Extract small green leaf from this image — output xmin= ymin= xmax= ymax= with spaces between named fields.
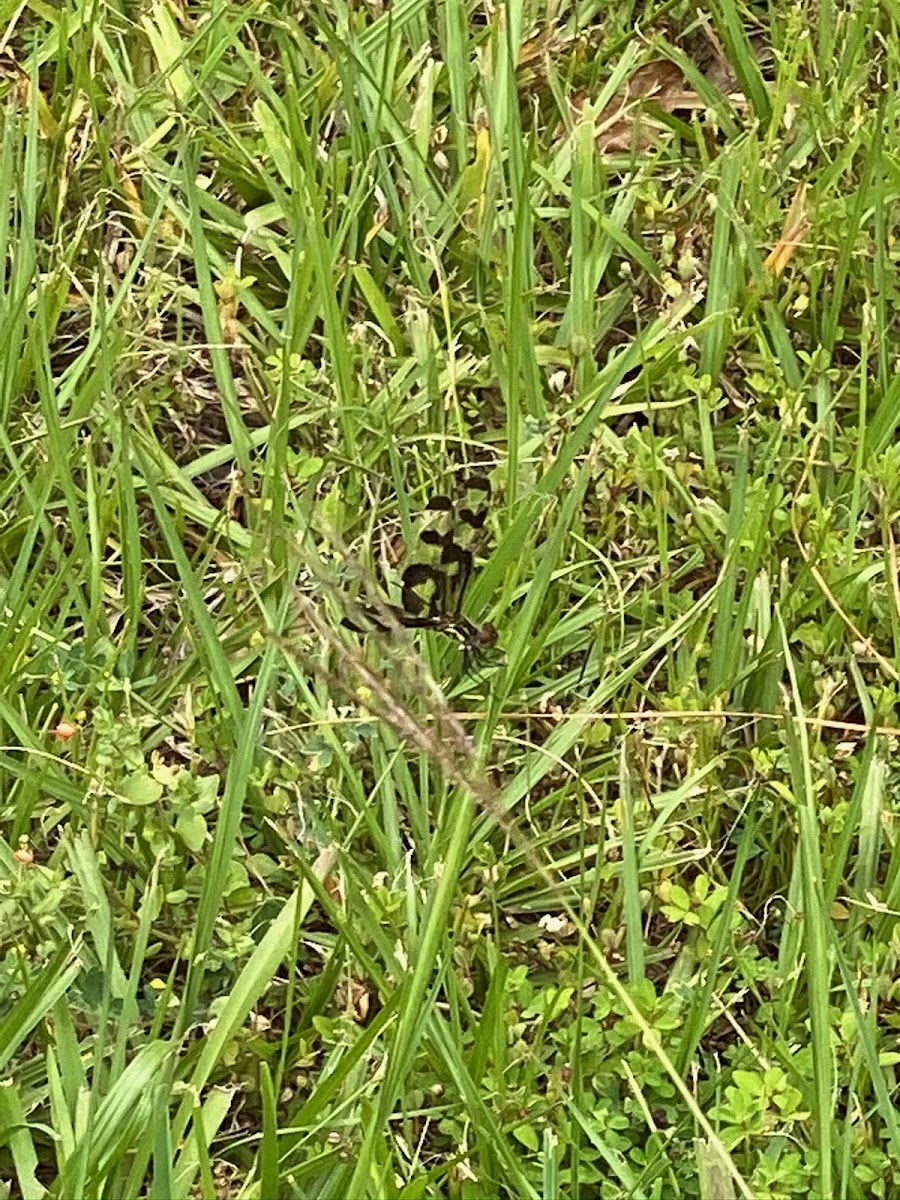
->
xmin=195 ymin=774 xmax=221 ymax=808
xmin=119 ymin=771 xmax=164 ymax=806
xmin=175 ymin=811 xmax=208 ymax=852
xmin=512 ymin=1122 xmax=539 ymax=1152
xmin=224 ymin=860 xmax=249 ymax=896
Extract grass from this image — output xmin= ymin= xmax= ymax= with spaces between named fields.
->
xmin=2 ymin=0 xmax=900 ymax=1196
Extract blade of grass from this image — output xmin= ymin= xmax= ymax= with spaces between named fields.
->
xmin=778 ymin=610 xmax=834 ymax=1197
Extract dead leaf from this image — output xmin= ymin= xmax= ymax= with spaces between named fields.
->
xmin=565 ymin=60 xmax=706 ymax=154
xmin=312 ymin=844 xmax=342 ymax=905
xmin=764 ymin=182 xmax=810 ymax=276
xmin=336 ymin=977 xmax=372 ymax=1023
xmin=624 ymin=59 xmax=702 ymax=106
xmin=363 ymin=203 xmax=390 ymax=249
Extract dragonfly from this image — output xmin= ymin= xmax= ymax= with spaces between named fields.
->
xmin=346 ymin=472 xmax=498 ymax=658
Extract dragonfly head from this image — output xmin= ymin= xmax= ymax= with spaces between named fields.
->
xmin=475 ymin=621 xmax=498 ymax=648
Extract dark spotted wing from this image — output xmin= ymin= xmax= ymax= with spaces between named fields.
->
xmin=401 ymin=473 xmax=491 ymax=622
xmin=347 ymin=471 xmax=496 ymax=654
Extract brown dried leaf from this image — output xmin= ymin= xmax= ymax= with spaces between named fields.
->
xmin=622 ymin=59 xmax=701 ymax=107
xmin=595 ymin=106 xmax=658 ymax=154
xmin=763 ymin=182 xmax=810 ymax=276
xmin=336 ymin=977 xmax=372 ymax=1023
xmin=570 ymin=60 xmax=707 ymax=155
